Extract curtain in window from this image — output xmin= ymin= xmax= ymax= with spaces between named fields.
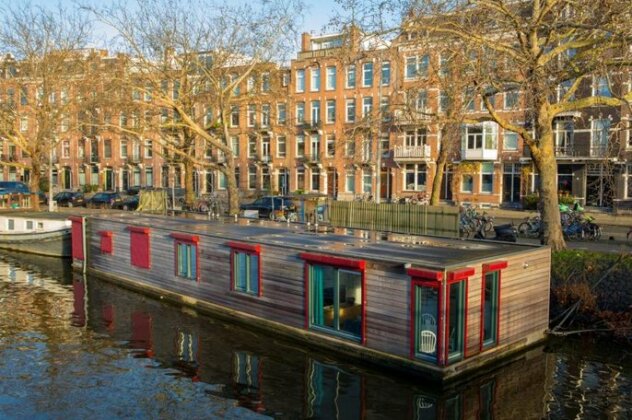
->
xmin=235 ymin=252 xmax=247 ymax=291
xmin=311 ymin=265 xmax=325 ymax=325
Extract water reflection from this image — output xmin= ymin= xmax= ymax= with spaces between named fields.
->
xmin=0 ymin=253 xmax=631 ymax=419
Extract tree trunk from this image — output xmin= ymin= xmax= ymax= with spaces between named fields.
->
xmin=30 ymin=163 xmax=41 ymax=211
xmin=225 ymin=158 xmax=239 ymax=215
xmin=184 ymin=158 xmax=195 ymax=207
xmin=533 ymin=121 xmax=566 ymax=250
xmin=430 ymin=147 xmax=448 ymax=206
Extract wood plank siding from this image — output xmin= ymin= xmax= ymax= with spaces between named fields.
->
xmin=82 ymin=214 xmax=551 ymax=381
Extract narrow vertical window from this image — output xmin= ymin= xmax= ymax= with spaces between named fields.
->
xmin=171 ymin=233 xmax=199 ymax=281
xmin=482 ymin=272 xmax=499 ymax=348
xmin=228 ymin=242 xmax=261 ymax=296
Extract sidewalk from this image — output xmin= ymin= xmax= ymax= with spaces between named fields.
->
xmin=484 ymin=207 xmax=632 ymax=241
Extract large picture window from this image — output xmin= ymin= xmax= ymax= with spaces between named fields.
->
xmin=229 ymin=242 xmax=261 ymax=296
xmin=301 ymin=254 xmax=365 ymax=343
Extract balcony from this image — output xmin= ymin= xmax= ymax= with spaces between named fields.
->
xmin=461 ymin=148 xmax=498 ymax=161
xmin=553 ymin=144 xmax=612 ymax=159
xmin=393 ymin=145 xmax=431 ymax=161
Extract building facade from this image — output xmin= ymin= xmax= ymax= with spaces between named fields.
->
xmin=1 ymin=31 xmax=630 ymax=208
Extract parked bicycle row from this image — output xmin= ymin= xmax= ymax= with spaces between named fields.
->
xmin=517 ymin=205 xmax=601 ymax=241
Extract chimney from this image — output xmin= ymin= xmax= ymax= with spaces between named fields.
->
xmin=301 ymin=32 xmax=312 ymax=52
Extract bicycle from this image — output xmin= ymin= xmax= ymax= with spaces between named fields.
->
xmin=518 ymin=214 xmax=542 ymax=238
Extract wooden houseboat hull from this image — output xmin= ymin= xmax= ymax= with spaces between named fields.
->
xmin=70 ymin=214 xmax=551 ymax=382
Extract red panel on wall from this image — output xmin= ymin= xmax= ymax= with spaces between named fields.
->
xmin=70 ymin=216 xmax=84 ymax=261
xmin=129 ymin=226 xmax=150 ymax=269
xmin=99 ymin=231 xmax=113 ymax=254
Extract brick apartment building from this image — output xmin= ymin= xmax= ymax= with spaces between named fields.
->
xmin=1 ymin=30 xmax=630 ymax=208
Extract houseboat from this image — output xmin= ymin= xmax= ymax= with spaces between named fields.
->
xmin=69 ymin=214 xmax=550 ymax=381
xmin=0 ymin=214 xmax=71 ymax=257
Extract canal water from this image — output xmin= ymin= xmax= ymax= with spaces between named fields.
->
xmin=0 ymin=253 xmax=630 ymax=419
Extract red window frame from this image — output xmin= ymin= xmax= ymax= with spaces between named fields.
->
xmin=480 ymin=261 xmax=508 ymax=352
xmin=300 ymin=252 xmax=367 ymax=345
xmin=408 ymin=267 xmax=444 ymax=364
xmin=445 ymin=267 xmax=474 ymax=362
xmin=171 ymin=233 xmax=200 ymax=282
xmin=98 ymin=230 xmax=113 ymax=254
xmin=227 ymin=241 xmax=262 ymax=297
xmin=69 ymin=216 xmax=84 ymax=260
xmin=128 ymin=226 xmax=151 ymax=269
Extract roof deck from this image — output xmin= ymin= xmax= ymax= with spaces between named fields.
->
xmin=90 ymin=213 xmax=543 ymax=270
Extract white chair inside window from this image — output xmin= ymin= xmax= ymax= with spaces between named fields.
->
xmin=419 ymin=330 xmax=437 ymax=354
xmin=421 ymin=313 xmax=436 ymax=332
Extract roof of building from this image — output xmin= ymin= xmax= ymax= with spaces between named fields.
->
xmin=90 ymin=213 xmax=543 ymax=271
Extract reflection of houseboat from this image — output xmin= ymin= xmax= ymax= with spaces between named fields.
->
xmin=0 ymin=214 xmax=71 ymax=257
xmin=70 ymin=214 xmax=550 ymax=381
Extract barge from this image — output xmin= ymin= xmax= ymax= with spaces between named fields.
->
xmin=0 ymin=214 xmax=71 ymax=257
xmin=70 ymin=214 xmax=551 ymax=382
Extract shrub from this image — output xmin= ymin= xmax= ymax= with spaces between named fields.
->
xmin=558 ymin=193 xmax=576 ymax=206
xmin=522 ymin=193 xmax=539 ymax=210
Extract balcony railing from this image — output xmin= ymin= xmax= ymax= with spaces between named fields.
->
xmin=553 ymin=144 xmax=612 ymax=159
xmin=461 ymin=148 xmax=498 ymax=160
xmin=393 ymin=145 xmax=431 ymax=160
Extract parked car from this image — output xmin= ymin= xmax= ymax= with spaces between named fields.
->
xmin=0 ymin=181 xmax=30 ymax=195
xmin=112 ymin=195 xmax=139 ymax=211
xmin=239 ymin=196 xmax=295 ymax=219
xmin=37 ymin=191 xmax=48 ymax=205
xmin=86 ymin=192 xmax=122 ymax=209
xmin=53 ymin=191 xmax=85 ymax=207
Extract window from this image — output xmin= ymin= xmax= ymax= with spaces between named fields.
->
xmin=60 ymin=115 xmax=69 ymax=132
xmin=129 ymin=226 xmax=150 ymax=269
xmin=247 ymin=76 xmax=255 ymax=92
xmin=172 ymin=234 xmax=199 ymax=281
xmin=481 ymin=162 xmax=494 ymax=193
xmin=311 ymin=167 xmax=320 ymax=191
xmin=463 ymin=123 xmax=498 ymax=150
xmin=594 ymin=76 xmax=611 ymax=97
xmin=326 ymin=100 xmax=336 ymax=123
xmin=345 ymin=99 xmax=356 ymax=123
xmin=311 ymin=100 xmax=320 ymax=124
xmin=362 ymin=97 xmax=373 ymax=118
xmin=141 ymin=140 xmax=151 ymax=158
xmin=310 ymin=134 xmax=320 ymax=161
xmin=302 ymin=254 xmax=365 ymax=342
xmin=296 ymin=102 xmax=305 ymax=124
xmin=296 ymin=135 xmax=305 ymax=157
xmin=20 ymin=117 xmax=28 ymax=132
xmin=504 ymin=91 xmax=519 ymax=109
xmin=406 ymin=129 xmax=426 ymax=147
xmin=296 ymin=69 xmax=305 ymax=92
xmin=261 ymin=104 xmax=270 ymax=127
xmin=104 ymin=139 xmax=112 ymax=159
xmin=326 ymin=66 xmax=336 ymax=90
xmin=345 ymin=140 xmax=355 ymax=158
xmin=503 ymin=132 xmax=518 ymax=151
xmin=462 ymin=175 xmax=473 ymax=193
xmin=362 ymin=62 xmax=373 ymax=87
xmin=326 ymin=134 xmax=335 ymax=157
xmin=277 ymin=103 xmax=287 ymax=125
xmin=439 ymin=91 xmax=449 ymax=112
xmin=277 ymin=136 xmax=286 ymax=157
xmin=481 ymin=262 xmax=506 ymax=350
xmin=231 ymin=137 xmax=239 ymax=157
xmin=346 ymin=65 xmax=356 ymax=88
xmin=464 ymin=88 xmax=475 ymax=112
xmin=248 ymin=165 xmax=257 ymax=189
xmin=406 ymin=55 xmax=429 ymax=79
xmin=20 ymin=86 xmax=28 ymax=105
xmin=247 ymin=104 xmax=256 ymax=127
xmin=230 ymin=106 xmax=239 ymax=127
xmin=404 ymin=164 xmax=426 ymax=191
xmin=592 ymin=118 xmax=610 ymax=156
xmin=248 ymin=137 xmax=257 ymax=158
xmin=345 ymin=170 xmax=355 ymax=193
xmin=62 ymin=141 xmax=70 ymax=158
xmin=261 ymin=72 xmax=270 ymax=92
xmin=381 ymin=61 xmax=390 ymax=86
xmin=362 ymin=168 xmax=372 ymax=193
xmin=297 ymin=167 xmax=305 ymax=190
xmin=310 ymin=67 xmax=321 ymax=92
xmin=145 ymin=167 xmax=153 ymax=187
xmin=229 ymin=242 xmax=261 ymax=296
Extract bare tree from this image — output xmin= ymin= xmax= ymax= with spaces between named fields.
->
xmin=0 ymin=2 xmax=91 ymax=209
xmin=335 ymin=0 xmax=632 ymax=250
xmin=88 ymin=0 xmax=304 ymax=214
